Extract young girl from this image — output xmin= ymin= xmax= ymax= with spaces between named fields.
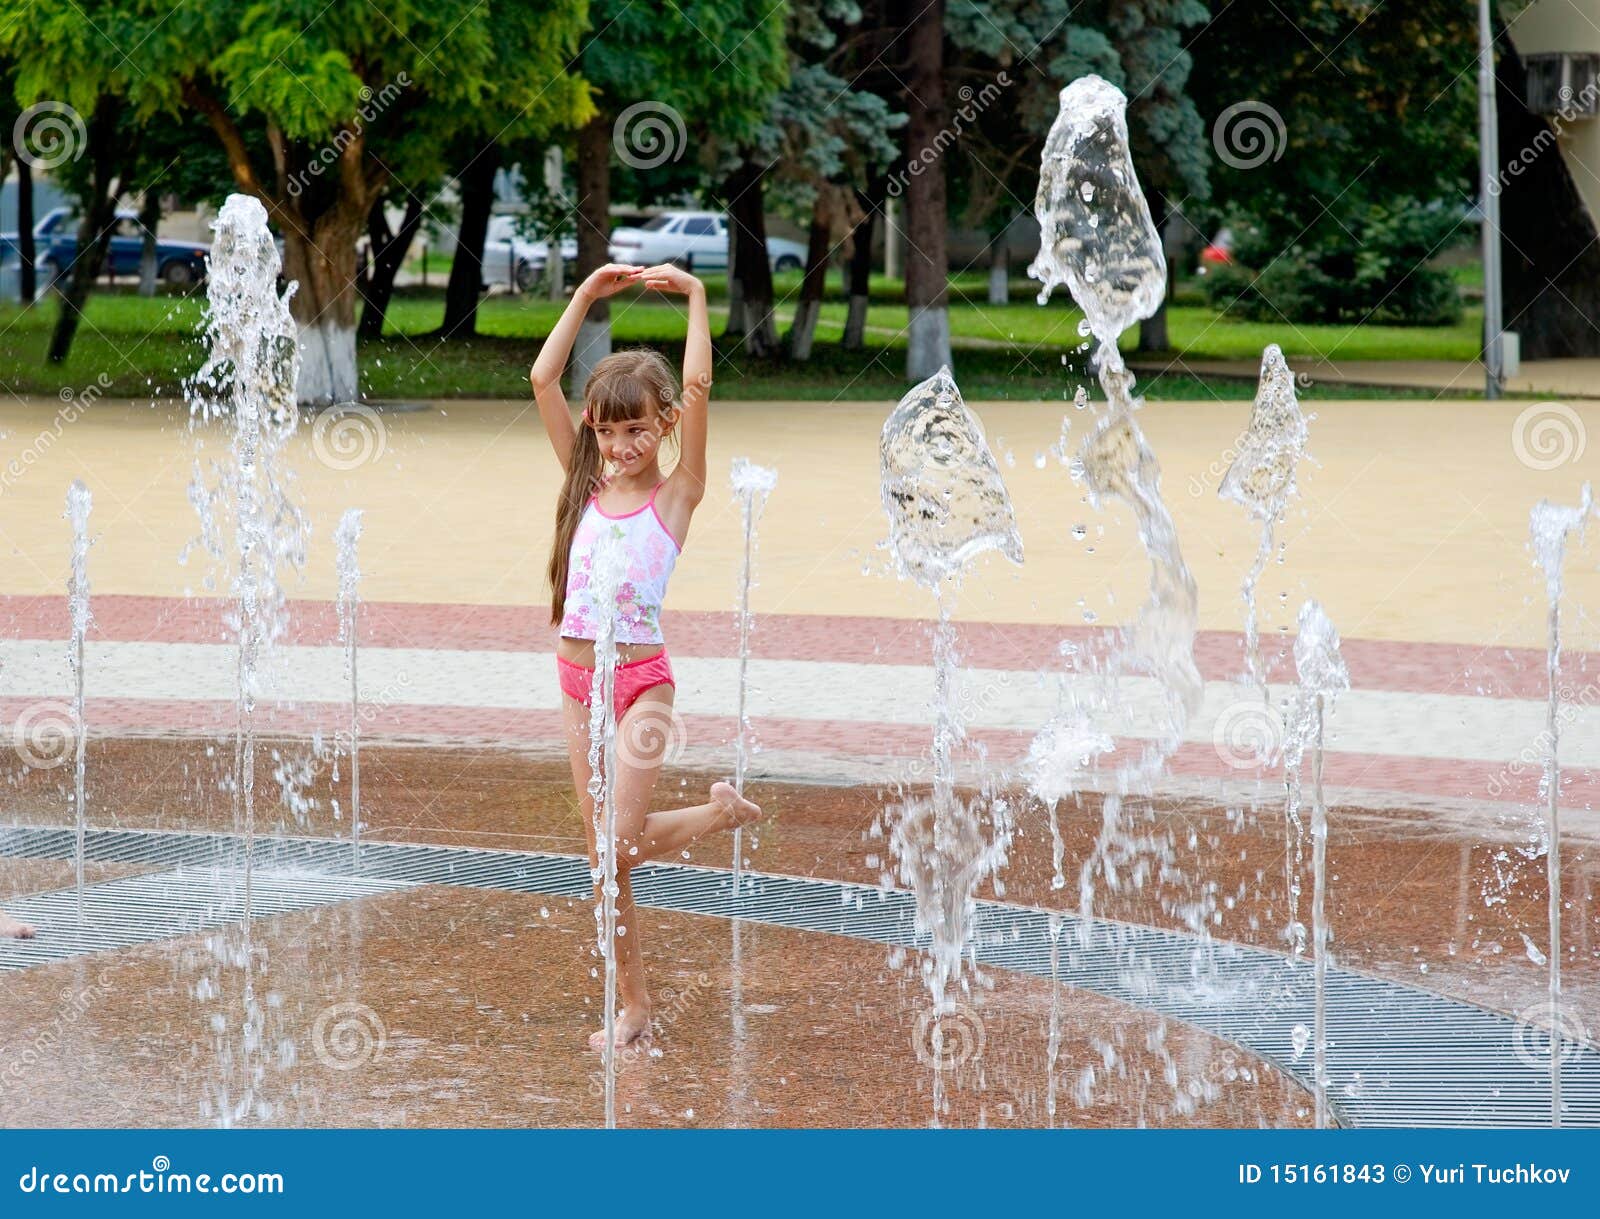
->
xmin=531 ymin=261 xmax=762 ymax=1050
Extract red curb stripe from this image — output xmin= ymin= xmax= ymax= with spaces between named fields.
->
xmin=0 ymin=593 xmax=1578 ymax=700
xmin=0 ymin=696 xmax=1585 ymax=808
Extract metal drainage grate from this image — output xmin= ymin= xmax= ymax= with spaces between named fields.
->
xmin=2 ymin=824 xmax=1595 ymax=1128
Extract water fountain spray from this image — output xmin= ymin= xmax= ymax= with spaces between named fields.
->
xmin=1026 ymin=77 xmax=1203 ymax=933
xmin=880 ymin=363 xmax=1023 ymax=1122
xmin=728 ymin=458 xmax=777 ymax=889
xmin=65 ymin=479 xmax=91 ymax=921
xmin=727 ymin=458 xmax=776 ymax=1127
xmin=335 ymin=509 xmax=364 ymax=869
xmin=1528 ymin=480 xmax=1593 ymax=1126
xmin=582 ymin=532 xmax=629 ymax=1129
xmin=1028 ymin=76 xmax=1202 ymax=764
xmin=1283 ymin=600 xmax=1349 ymax=1128
xmin=183 ymin=192 xmax=309 ymax=1125
xmin=1220 ymin=344 xmax=1311 ymax=692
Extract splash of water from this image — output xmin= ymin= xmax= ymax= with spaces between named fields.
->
xmin=1528 ymin=481 xmax=1592 ymax=1127
xmin=65 ymin=480 xmax=91 ymax=922
xmin=183 ymin=193 xmax=309 ymax=1127
xmin=1283 ymin=601 xmax=1349 ymax=1129
xmin=581 ymin=532 xmax=629 ymax=1129
xmin=879 ymin=365 xmax=1022 ymax=1123
xmin=335 ymin=509 xmax=364 ymax=868
xmin=1220 ymin=344 xmax=1311 ymax=691
xmin=880 ymin=365 xmax=1023 ymax=586
xmin=1027 ymin=76 xmax=1201 ymax=797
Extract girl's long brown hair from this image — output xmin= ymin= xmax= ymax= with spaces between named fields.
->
xmin=549 ymin=349 xmax=682 ymax=625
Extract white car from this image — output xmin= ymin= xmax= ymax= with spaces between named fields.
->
xmin=608 ymin=211 xmax=808 ymax=273
xmin=482 ymin=215 xmax=577 ymax=291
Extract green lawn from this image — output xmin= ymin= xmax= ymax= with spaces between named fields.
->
xmin=0 ymin=273 xmax=1483 ymax=404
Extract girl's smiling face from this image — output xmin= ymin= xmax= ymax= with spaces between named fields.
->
xmin=593 ymin=414 xmax=668 ymax=474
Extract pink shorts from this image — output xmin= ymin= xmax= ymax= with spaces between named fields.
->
xmin=557 ymin=650 xmax=676 ymax=721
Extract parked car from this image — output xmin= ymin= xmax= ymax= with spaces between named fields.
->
xmin=607 ymin=211 xmax=808 ymax=273
xmin=481 ymin=215 xmax=577 ymax=291
xmin=1198 ymin=226 xmax=1235 ymax=271
xmin=6 ymin=206 xmax=210 ymax=287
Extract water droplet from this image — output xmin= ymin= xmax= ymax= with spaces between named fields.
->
xmin=1290 ymin=1024 xmax=1310 ymax=1060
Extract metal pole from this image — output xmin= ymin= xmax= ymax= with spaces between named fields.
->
xmin=1479 ymin=0 xmax=1504 ymax=399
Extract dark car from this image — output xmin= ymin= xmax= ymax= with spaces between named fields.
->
xmin=4 ymin=206 xmax=210 ymax=287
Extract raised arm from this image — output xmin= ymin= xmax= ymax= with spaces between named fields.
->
xmin=530 ymin=263 xmax=643 ymax=471
xmin=639 ymin=264 xmax=711 ymax=503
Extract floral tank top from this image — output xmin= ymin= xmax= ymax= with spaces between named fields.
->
xmin=559 ymin=481 xmax=681 ymax=644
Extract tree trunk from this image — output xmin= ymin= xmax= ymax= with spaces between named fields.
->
xmin=280 ymin=200 xmax=364 ymax=405
xmin=1497 ymin=41 xmax=1600 ymax=358
xmin=48 ymin=100 xmax=124 ymax=365
xmin=358 ymin=194 xmax=423 ymax=341
xmin=16 ymin=154 xmax=36 ymax=304
xmin=786 ymin=196 xmax=832 ymax=361
xmin=137 ymin=189 xmax=161 ymax=296
xmin=571 ymin=114 xmax=613 ymax=394
xmin=440 ymin=143 xmax=501 ymax=339
xmin=901 ymin=0 xmax=952 ymax=381
xmin=1138 ymin=192 xmax=1170 ymax=352
xmin=724 ymin=156 xmax=778 ymax=356
xmin=986 ymin=226 xmax=1009 ymax=305
xmin=842 ymin=176 xmax=883 ymax=351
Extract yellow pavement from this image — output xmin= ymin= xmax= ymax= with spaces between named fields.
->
xmin=0 ymin=394 xmax=1596 ymax=649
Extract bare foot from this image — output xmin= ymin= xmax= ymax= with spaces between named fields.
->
xmin=0 ymin=910 xmax=35 ymax=939
xmin=588 ymin=1004 xmax=652 ymax=1051
xmin=710 ymin=781 xmax=762 ymax=828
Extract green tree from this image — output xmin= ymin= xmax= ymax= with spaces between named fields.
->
xmin=3 ymin=0 xmax=590 ymax=403
xmin=1188 ymin=0 xmax=1478 ymax=326
xmin=570 ymin=1 xmax=788 ymax=385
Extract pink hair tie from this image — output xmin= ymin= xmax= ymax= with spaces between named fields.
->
xmin=580 ymin=407 xmax=591 ymax=425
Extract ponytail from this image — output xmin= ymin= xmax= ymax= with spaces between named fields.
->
xmin=549 ymin=423 xmax=604 ymax=625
